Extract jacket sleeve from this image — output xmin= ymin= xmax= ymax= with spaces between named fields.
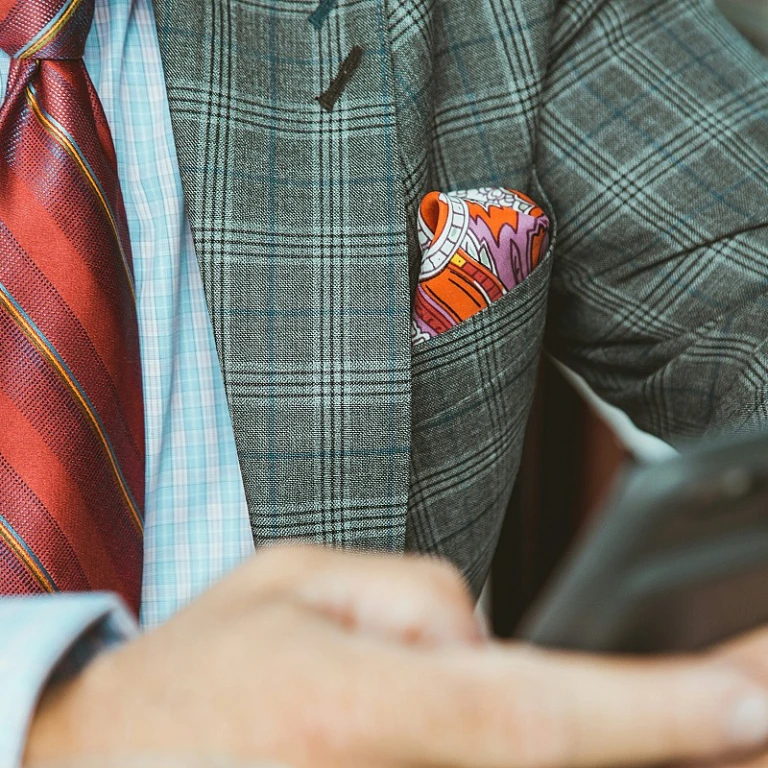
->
xmin=0 ymin=595 xmax=137 ymax=768
xmin=536 ymin=0 xmax=768 ymax=443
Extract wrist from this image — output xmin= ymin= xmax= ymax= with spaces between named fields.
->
xmin=24 ymin=650 xmax=120 ymax=766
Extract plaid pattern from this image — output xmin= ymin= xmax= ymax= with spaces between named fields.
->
xmin=154 ymin=0 xmax=767 ymax=593
xmin=0 ymin=1 xmax=253 ymax=764
xmin=154 ymin=0 xmax=413 ymax=550
xmin=82 ymin=0 xmax=253 ymax=629
xmin=540 ymin=0 xmax=768 ymax=442
xmin=1 ymin=0 xmax=766 ymax=762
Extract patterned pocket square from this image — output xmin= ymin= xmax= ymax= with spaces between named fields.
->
xmin=411 ymin=187 xmax=550 ymax=346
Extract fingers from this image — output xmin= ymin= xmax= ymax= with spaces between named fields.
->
xmin=240 ymin=544 xmax=485 ymax=646
xmin=700 ymin=627 xmax=768 ymax=768
xmin=718 ymin=626 xmax=768 ymax=687
xmin=297 ymin=552 xmax=485 ymax=646
xmin=212 ymin=548 xmax=768 ymax=768
xmin=369 ymin=643 xmax=768 ymax=768
xmin=710 ymin=755 xmax=768 ymax=768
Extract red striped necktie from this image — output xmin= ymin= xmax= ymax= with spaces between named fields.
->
xmin=0 ymin=0 xmax=145 ymax=613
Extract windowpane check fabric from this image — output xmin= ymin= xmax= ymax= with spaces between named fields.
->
xmin=153 ymin=0 xmax=767 ymax=595
xmin=0 ymin=0 xmax=765 ymax=765
xmin=0 ymin=0 xmax=145 ymax=612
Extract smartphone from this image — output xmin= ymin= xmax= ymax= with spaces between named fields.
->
xmin=518 ymin=429 xmax=768 ymax=654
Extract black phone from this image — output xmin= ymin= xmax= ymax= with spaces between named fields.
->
xmin=518 ymin=429 xmax=768 ymax=654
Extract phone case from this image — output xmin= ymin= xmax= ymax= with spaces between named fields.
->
xmin=519 ymin=429 xmax=768 ymax=653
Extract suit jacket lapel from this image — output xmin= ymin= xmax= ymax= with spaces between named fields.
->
xmin=150 ymin=0 xmax=412 ymax=551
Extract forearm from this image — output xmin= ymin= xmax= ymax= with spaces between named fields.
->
xmin=538 ymin=0 xmax=768 ymax=441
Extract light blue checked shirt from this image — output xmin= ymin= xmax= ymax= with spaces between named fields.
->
xmin=0 ymin=1 xmax=255 ymax=765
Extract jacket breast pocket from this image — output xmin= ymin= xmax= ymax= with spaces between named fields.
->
xmin=407 ymin=240 xmax=553 ymax=594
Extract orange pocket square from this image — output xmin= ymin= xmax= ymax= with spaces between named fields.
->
xmin=412 ymin=187 xmax=550 ymax=346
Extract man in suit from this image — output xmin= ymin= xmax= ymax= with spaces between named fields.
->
xmin=1 ymin=0 xmax=768 ymax=765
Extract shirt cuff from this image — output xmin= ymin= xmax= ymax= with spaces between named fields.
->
xmin=0 ymin=594 xmax=138 ymax=768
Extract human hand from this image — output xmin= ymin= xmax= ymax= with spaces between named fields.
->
xmin=24 ymin=545 xmax=768 ymax=768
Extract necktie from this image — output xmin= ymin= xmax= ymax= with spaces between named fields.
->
xmin=0 ymin=0 xmax=145 ymax=613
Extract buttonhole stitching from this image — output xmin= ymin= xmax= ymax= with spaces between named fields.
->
xmin=316 ymin=45 xmax=363 ymax=112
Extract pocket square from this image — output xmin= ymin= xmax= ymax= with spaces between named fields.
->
xmin=411 ymin=187 xmax=550 ymax=346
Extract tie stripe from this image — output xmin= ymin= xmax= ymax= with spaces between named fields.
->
xmin=0 ymin=387 xmax=129 ymax=592
xmin=0 ymin=277 xmax=144 ymax=533
xmin=16 ymin=0 xmax=84 ymax=59
xmin=0 ymin=305 xmax=143 ymax=552
xmin=24 ymin=82 xmax=136 ymax=300
xmin=0 ymin=513 xmax=57 ymax=593
xmin=0 ymin=0 xmax=145 ymax=612
xmin=0 ymin=171 xmax=140 ymax=404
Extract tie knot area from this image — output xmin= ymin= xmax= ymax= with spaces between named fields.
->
xmin=0 ymin=0 xmax=93 ymax=60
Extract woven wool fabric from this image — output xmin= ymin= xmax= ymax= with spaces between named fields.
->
xmin=0 ymin=1 xmax=767 ymax=764
xmin=0 ymin=0 xmax=145 ymax=611
xmin=151 ymin=0 xmax=768 ymax=593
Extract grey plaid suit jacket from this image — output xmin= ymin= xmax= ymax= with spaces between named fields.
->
xmin=151 ymin=0 xmax=768 ymax=594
